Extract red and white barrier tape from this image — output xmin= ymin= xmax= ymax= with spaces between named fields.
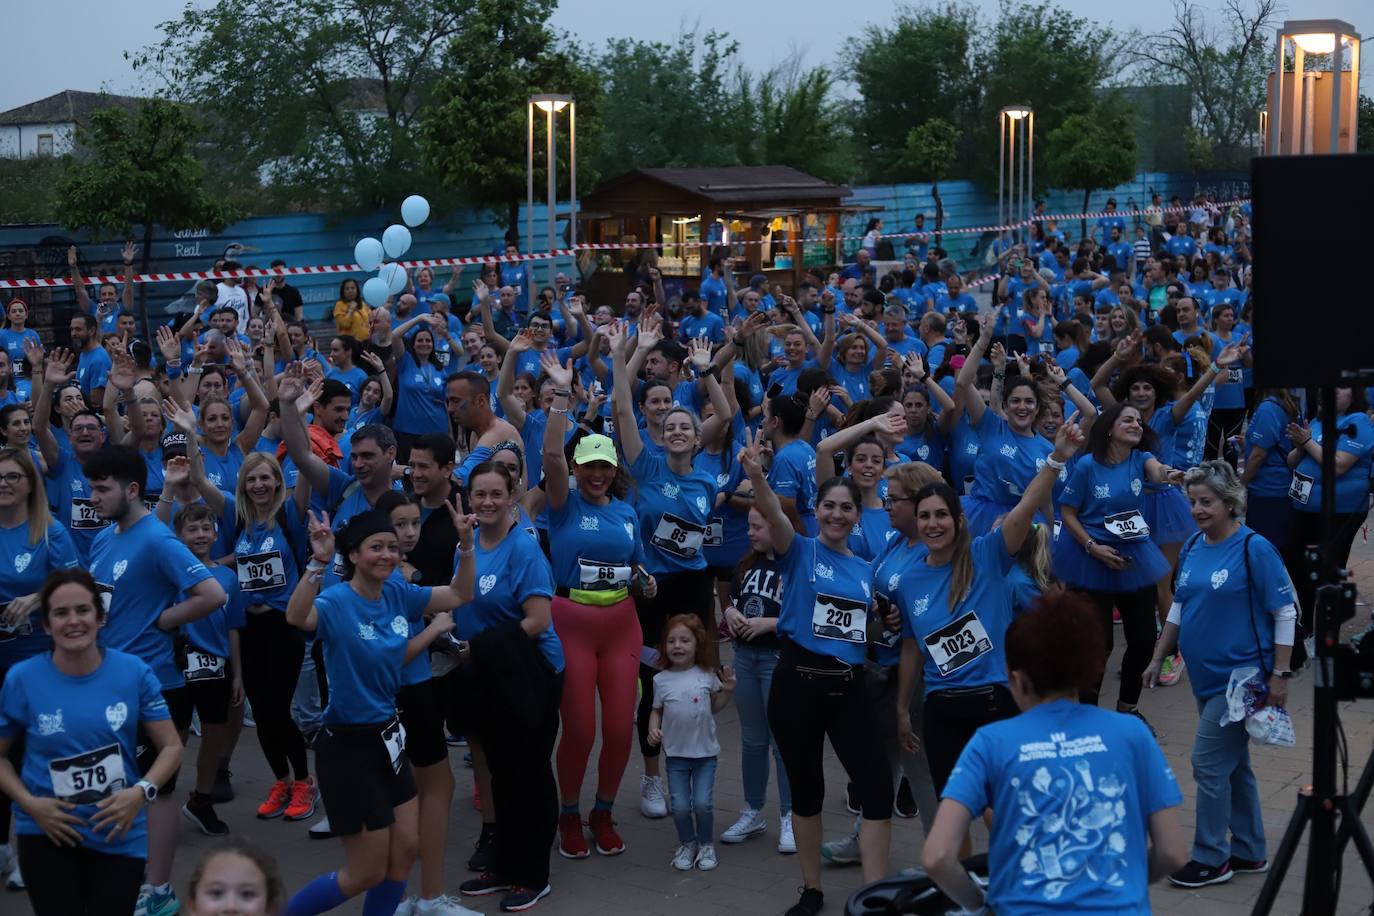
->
xmin=0 ymin=199 xmax=1248 ymax=291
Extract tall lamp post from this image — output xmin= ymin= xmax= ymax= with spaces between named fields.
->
xmin=527 ymin=93 xmax=576 ymax=284
xmin=1267 ymin=20 xmax=1360 ymax=155
xmin=997 ymin=105 xmax=1033 ymax=237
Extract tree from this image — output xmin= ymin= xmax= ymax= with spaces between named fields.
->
xmin=733 ymin=65 xmax=858 ymax=184
xmin=1131 ymin=0 xmax=1278 ymax=169
xmin=419 ymin=0 xmax=601 ymax=245
xmin=901 ymin=118 xmax=959 ymax=241
xmin=54 ymin=99 xmax=239 ymax=338
xmin=848 ymin=4 xmax=978 ymax=182
xmin=133 ymin=0 xmax=474 ymax=212
xmin=1358 ymin=95 xmax=1374 ymax=153
xmin=1044 ymin=107 xmax=1138 ymax=239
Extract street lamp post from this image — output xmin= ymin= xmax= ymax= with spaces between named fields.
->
xmin=1267 ymin=20 xmax=1360 ymax=155
xmin=998 ymin=106 xmax=1033 ymax=239
xmin=526 ymin=94 xmax=576 ymax=285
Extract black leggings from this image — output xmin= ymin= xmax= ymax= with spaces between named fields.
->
xmin=766 ymin=641 xmax=893 ymax=819
xmin=1289 ymin=509 xmax=1368 ymax=632
xmin=240 ymin=610 xmax=310 ymax=781
xmin=923 ymin=685 xmax=1018 ymax=795
xmin=1206 ymin=407 xmax=1246 ymax=462
xmin=1075 ymin=586 xmax=1157 ymax=709
xmin=17 ymin=834 xmax=145 ymax=915
xmin=635 ymin=568 xmax=716 ymax=758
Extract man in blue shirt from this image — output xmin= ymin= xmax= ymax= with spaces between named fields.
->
xmin=1095 ymin=197 xmax=1127 ymax=244
xmin=698 ymin=256 xmax=732 ymax=316
xmin=499 ymin=243 xmax=532 ymax=317
xmin=1105 ymin=225 xmax=1134 ymax=272
xmin=677 ymin=289 xmax=725 ymax=344
xmin=905 ymin=214 xmax=930 ymax=262
xmin=70 ymin=313 xmax=111 ymax=404
xmin=839 ymin=249 xmax=874 ymax=284
xmin=1200 ymin=271 xmax=1247 ymax=315
xmin=932 ymin=272 xmax=976 ymax=314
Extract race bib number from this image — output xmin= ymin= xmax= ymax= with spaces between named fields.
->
xmin=603 ymin=416 xmax=615 ymax=437
xmin=811 ymin=591 xmax=868 ymax=644
xmin=238 ymin=550 xmax=286 ymax=592
xmin=49 ymin=744 xmax=126 ymax=804
xmin=331 ymin=552 xmax=346 ymax=579
xmin=1289 ymin=471 xmax=1313 ymax=506
xmin=1103 ymin=510 xmax=1149 ymax=541
xmin=703 ymin=518 xmax=724 ymax=548
xmin=1226 ymin=367 xmax=1243 ymax=384
xmin=69 ymin=498 xmax=108 ymax=530
xmin=184 ymin=649 xmax=226 ymax=682
xmin=380 ymin=717 xmax=407 ymax=775
xmin=650 ymin=513 xmax=705 ymax=559
xmin=435 ymin=349 xmax=451 ymax=367
xmin=577 ymin=558 xmax=630 ymax=591
xmin=95 ymin=582 xmax=114 ymax=615
xmin=1053 ymin=520 xmax=1062 ymax=540
xmin=923 ymin=611 xmax=993 ymax=677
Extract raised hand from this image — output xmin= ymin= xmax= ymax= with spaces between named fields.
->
xmin=22 ymin=339 xmax=44 ymax=376
xmin=275 ymin=362 xmax=306 ymax=404
xmin=738 ymin=310 xmax=770 ymax=338
xmin=306 ymin=511 xmax=335 ymax=563
xmin=1045 ymin=359 xmax=1067 ymax=386
xmin=1215 ymin=334 xmax=1250 ymax=368
xmin=225 ymin=337 xmax=248 ymax=374
xmin=540 ymin=352 xmax=574 ymax=388
xmin=154 ymin=326 xmax=182 ymax=364
xmin=872 ymin=410 xmax=906 ymax=438
xmin=687 ymin=337 xmax=712 ymax=373
xmin=1014 ymin=352 xmax=1031 ymax=377
xmin=903 ymin=352 xmax=927 ymax=382
xmin=44 ymin=349 xmax=76 ymax=386
xmin=508 ymin=329 xmax=535 ymax=353
xmin=162 ymin=398 xmax=198 ymax=435
xmin=604 ymin=320 xmax=629 ymax=357
xmin=298 ymin=377 xmax=324 ymax=414
xmin=1052 ymin=411 xmax=1085 ymax=460
xmin=989 ymin=341 xmax=1006 ymax=371
xmin=444 ymin=502 xmax=475 ymax=548
xmin=163 ymin=455 xmax=190 ymax=487
xmin=359 ymin=350 xmax=385 ymax=374
xmin=737 ymin=427 xmax=766 ymax=477
xmin=67 ymin=245 xmax=78 ymax=268
xmin=808 ymin=386 xmax=832 ymax=420
xmin=565 ymin=295 xmax=585 ymax=320
xmin=106 ymin=346 xmax=137 ymax=392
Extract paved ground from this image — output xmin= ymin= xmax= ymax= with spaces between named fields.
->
xmin=10 ymin=546 xmax=1374 ymax=915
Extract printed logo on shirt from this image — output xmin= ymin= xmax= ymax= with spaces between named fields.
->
xmin=887 ymin=573 xmax=901 ymax=592
xmin=814 ymin=563 xmax=834 ymax=580
xmin=716 ymin=472 xmax=730 ymax=486
xmin=911 ymin=594 xmax=930 ymax=617
xmin=579 ymin=516 xmax=599 ymax=531
xmin=1094 ymin=484 xmax=1111 ymax=499
xmin=390 ymin=616 xmax=408 ymax=637
xmin=112 ymin=559 xmax=128 ymax=581
xmin=358 ymin=623 xmax=378 ymax=641
xmin=662 ymin=482 xmax=680 ymax=498
xmin=1178 ymin=569 xmax=1191 ymax=587
xmin=36 ymin=709 xmax=64 ymax=736
xmin=1211 ymin=568 xmax=1229 ymax=589
xmin=70 ymin=479 xmax=82 ymax=493
xmin=14 ymin=552 xmax=30 ymax=573
xmin=105 ymin=702 xmax=128 ymax=731
xmin=1131 ymin=478 xmax=1143 ymax=496
xmin=623 ymin=522 xmax=635 ymax=540
xmin=262 ymin=536 xmax=275 ymax=552
xmin=1000 ymin=444 xmax=1018 ymax=458
xmin=695 ymin=496 xmax=708 ymax=514
xmin=966 ymin=442 xmax=978 ymax=455
xmin=479 ymin=574 xmax=496 ymax=595
xmin=208 ymin=471 xmax=224 ymax=486
xmin=917 ymin=445 xmax=929 ymax=460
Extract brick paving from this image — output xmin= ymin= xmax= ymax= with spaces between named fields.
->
xmin=11 ymin=547 xmax=1374 ymax=915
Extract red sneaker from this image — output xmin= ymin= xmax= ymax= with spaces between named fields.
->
xmin=589 ymin=808 xmax=625 ymax=856
xmin=283 ymin=776 xmax=317 ymax=821
xmin=557 ymin=812 xmax=589 ymax=859
xmin=256 ymin=779 xmax=292 ymax=819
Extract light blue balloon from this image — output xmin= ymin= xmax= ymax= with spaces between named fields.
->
xmin=362 ymin=276 xmax=391 ymax=308
xmin=354 ymin=237 xmax=384 ymax=271
xmin=379 ymin=261 xmax=407 ymax=295
xmin=401 ymin=195 xmax=430 ymax=228
xmin=382 ymin=224 xmax=412 ymax=258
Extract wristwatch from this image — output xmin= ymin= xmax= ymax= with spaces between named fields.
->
xmin=135 ymin=779 xmax=158 ymax=803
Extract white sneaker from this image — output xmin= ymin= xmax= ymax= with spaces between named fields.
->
xmin=820 ymin=831 xmax=861 ymax=865
xmin=308 ymin=815 xmax=334 ymax=839
xmin=695 ymin=843 xmax=718 ymax=871
xmin=0 ymin=842 xmax=12 ymax=875
xmin=639 ymin=774 xmax=668 ymax=818
xmin=394 ymin=899 xmax=417 ymax=916
xmin=671 ymin=841 xmax=698 ymax=871
xmin=720 ymin=808 xmax=766 ymax=844
xmin=132 ymin=884 xmax=150 ymax=916
xmin=778 ymin=812 xmax=797 ymax=854
xmin=6 ymin=860 xmax=25 ymax=891
xmin=416 ymin=894 xmax=483 ymax=915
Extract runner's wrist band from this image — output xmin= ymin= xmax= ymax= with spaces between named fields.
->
xmin=1045 ymin=455 xmax=1067 ymax=471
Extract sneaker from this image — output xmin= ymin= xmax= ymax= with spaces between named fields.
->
xmin=190 ymin=711 xmax=202 ymax=738
xmin=467 ymin=825 xmax=496 ymax=871
xmin=1169 ymin=859 xmax=1234 ymax=887
xmin=785 ymin=887 xmax=824 ymax=916
xmin=256 ymin=779 xmax=292 ymax=819
xmin=589 ymin=808 xmax=625 ymax=855
xmin=211 ymin=767 xmax=234 ymax=804
xmin=844 ymin=781 xmax=860 ymax=815
xmin=1229 ymin=856 xmax=1269 ymax=875
xmin=182 ymin=792 xmax=229 ymax=837
xmin=460 ymin=873 xmax=511 ymax=896
xmin=395 ymin=899 xmax=417 ymax=916
xmin=1159 ymin=653 xmax=1185 ymax=686
xmin=143 ymin=885 xmax=181 ymax=916
xmin=242 ymin=702 xmax=255 ymax=728
xmin=308 ymin=815 xmax=335 ymax=839
xmin=283 ymin=776 xmax=318 ymax=820
xmin=895 ymin=776 xmax=918 ymax=818
xmin=557 ymin=812 xmax=589 ymax=859
xmin=134 ymin=886 xmax=150 ymax=916
xmin=778 ymin=812 xmax=797 ymax=854
xmin=695 ymin=843 xmax=718 ymax=870
xmin=820 ymin=831 xmax=861 ymax=865
xmin=416 ymin=894 xmax=483 ymax=915
xmin=5 ymin=861 xmax=22 ymax=891
xmin=0 ymin=844 xmax=12 ymax=878
xmin=720 ymin=808 xmax=767 ymax=844
xmin=671 ymin=842 xmax=698 ymax=871
xmin=639 ymin=774 xmax=668 ymax=818
xmin=499 ymin=885 xmax=551 ymax=912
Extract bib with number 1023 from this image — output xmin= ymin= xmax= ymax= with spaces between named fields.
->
xmin=1289 ymin=471 xmax=1313 ymax=506
xmin=48 ymin=744 xmax=126 ymax=804
xmin=380 ymin=717 xmax=407 ymax=774
xmin=811 ymin=592 xmax=868 ymax=644
xmin=923 ymin=611 xmax=993 ymax=677
xmin=650 ymin=513 xmax=706 ymax=559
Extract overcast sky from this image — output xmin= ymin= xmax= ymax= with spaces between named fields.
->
xmin=3 ymin=0 xmax=1367 ymax=113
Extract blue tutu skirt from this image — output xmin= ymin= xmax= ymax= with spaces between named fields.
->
xmin=1053 ymin=534 xmax=1171 ymax=592
xmin=1142 ymin=487 xmax=1196 ymax=545
xmin=963 ymin=493 xmax=1055 ymax=538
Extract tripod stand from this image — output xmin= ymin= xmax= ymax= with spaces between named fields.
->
xmin=1252 ymin=388 xmax=1374 ymax=915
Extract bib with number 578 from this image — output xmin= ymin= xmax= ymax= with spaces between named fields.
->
xmin=48 ymin=744 xmax=126 ymax=804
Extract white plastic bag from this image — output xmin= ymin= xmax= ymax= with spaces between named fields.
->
xmin=1221 ymin=666 xmax=1296 ymax=747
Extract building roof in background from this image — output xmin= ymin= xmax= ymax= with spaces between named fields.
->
xmin=0 ymin=90 xmax=144 ymax=126
xmin=598 ymin=166 xmax=851 ymax=204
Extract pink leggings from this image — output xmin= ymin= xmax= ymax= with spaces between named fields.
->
xmin=552 ymin=595 xmax=642 ymax=807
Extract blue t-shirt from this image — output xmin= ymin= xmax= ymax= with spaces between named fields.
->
xmin=949 ymin=413 xmax=981 ymax=494
xmin=871 ymin=534 xmax=927 ymax=667
xmin=546 ymin=490 xmax=643 ymax=593
xmin=326 ymin=365 xmax=369 ymax=405
xmin=181 ymin=564 xmax=245 ymax=660
xmin=314 ymin=577 xmax=429 ymax=725
xmin=1175 ymin=527 xmax=1296 ymax=699
xmin=898 ymin=531 xmax=1018 ymax=691
xmin=769 ymin=439 xmax=818 ymax=535
xmin=679 ymin=311 xmax=726 ymax=345
xmin=828 ymin=357 xmax=872 ymax=405
xmin=0 ymin=328 xmax=41 ymax=398
xmin=455 ymin=526 xmax=562 ymax=671
xmin=0 ymin=649 xmax=170 ymax=857
xmin=0 ymin=520 xmax=80 ymax=666
xmin=392 ymin=354 xmax=447 ymax=434
xmin=848 ymin=505 xmax=894 ymax=562
xmin=1244 ymin=398 xmax=1294 ymax=498
xmin=969 ymin=413 xmax=1059 ymax=507
xmin=630 ymin=450 xmax=717 ymax=576
xmin=775 ymin=535 xmax=874 ymax=666
xmin=233 ymin=511 xmax=307 ymax=613
xmin=696 ymin=445 xmax=750 ymax=571
xmin=896 ymin=426 xmax=947 ymax=469
xmin=200 ymin=443 xmax=245 ymax=492
xmin=1291 ymin=414 xmax=1374 ymax=514
xmin=346 ymin=404 xmax=383 ymax=438
xmin=44 ymin=448 xmax=108 ymax=565
xmin=1058 ymin=451 xmax=1153 ymax=544
xmin=943 ymin=700 xmax=1183 ymax=914
xmin=90 ymin=513 xmax=214 ymax=690
xmin=699 ymin=275 xmax=728 ymax=316
xmin=75 ymin=346 xmax=112 ymax=401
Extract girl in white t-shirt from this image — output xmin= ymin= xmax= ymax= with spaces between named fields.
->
xmin=648 ymin=614 xmax=735 ymax=872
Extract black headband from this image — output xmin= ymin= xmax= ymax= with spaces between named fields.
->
xmin=341 ymin=509 xmax=396 ymax=554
